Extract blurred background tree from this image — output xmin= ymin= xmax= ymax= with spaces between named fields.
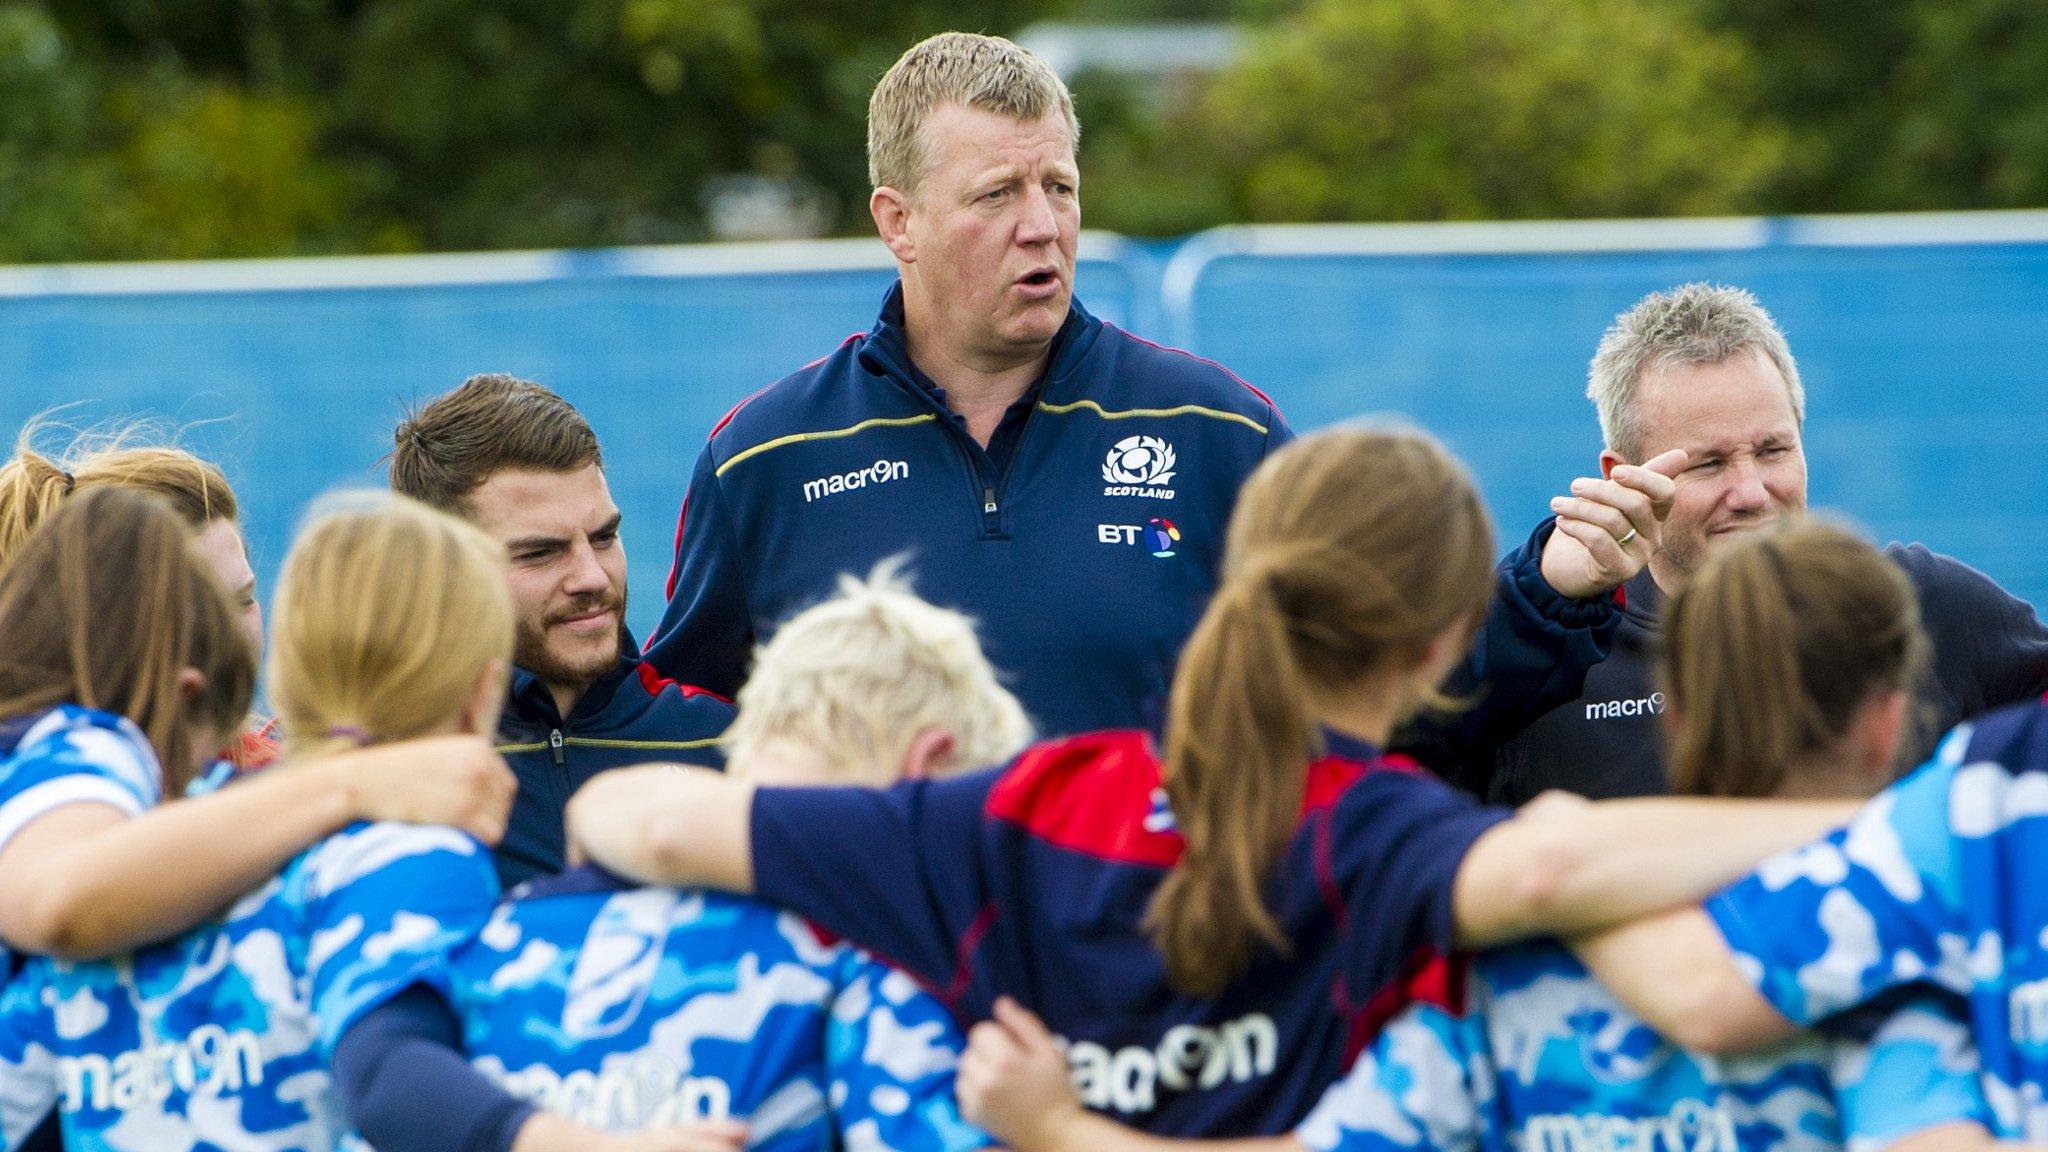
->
xmin=1 ymin=0 xmax=2043 ymax=262
xmin=1195 ymin=0 xmax=1788 ymax=222
xmin=1693 ymin=0 xmax=2048 ymax=211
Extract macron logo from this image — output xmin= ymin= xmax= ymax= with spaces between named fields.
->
xmin=1064 ymin=1012 xmax=1277 ymax=1115
xmin=1527 ymin=1098 xmax=1736 ymax=1152
xmin=1585 ymin=692 xmax=1665 ymax=721
xmin=803 ymin=459 xmax=908 ymax=503
xmin=59 ymin=1024 xmax=265 ymax=1112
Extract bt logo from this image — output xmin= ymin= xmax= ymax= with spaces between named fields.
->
xmin=1097 ymin=518 xmax=1182 ymax=557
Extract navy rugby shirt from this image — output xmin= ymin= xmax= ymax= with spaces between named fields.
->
xmin=645 ymin=285 xmax=1289 ymax=738
xmin=747 ymin=728 xmax=1510 ymax=1136
xmin=648 ymin=286 xmax=1623 ymax=743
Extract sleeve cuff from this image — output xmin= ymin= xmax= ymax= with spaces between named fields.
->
xmin=0 ymin=776 xmax=148 ymax=859
xmin=1704 ymin=889 xmax=1817 ymax=1026
xmin=1502 ymin=518 xmax=1624 ymax=630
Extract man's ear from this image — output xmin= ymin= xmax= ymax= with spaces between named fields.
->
xmin=871 ymin=187 xmax=916 ymax=263
xmin=1598 ymin=449 xmax=1629 ymax=481
xmin=175 ymin=666 xmax=206 ymax=704
xmin=899 ymin=726 xmax=957 ymax=781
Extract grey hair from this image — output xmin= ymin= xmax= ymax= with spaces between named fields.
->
xmin=1587 ymin=283 xmax=1805 ymax=461
xmin=867 ymin=32 xmax=1079 ymax=195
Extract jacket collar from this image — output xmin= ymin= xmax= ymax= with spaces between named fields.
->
xmin=857 ymin=280 xmax=1099 ymax=405
xmin=504 ymin=629 xmax=640 ymax=727
xmin=1319 ymin=728 xmax=1385 ymax=765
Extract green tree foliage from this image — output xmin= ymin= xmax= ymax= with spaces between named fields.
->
xmin=1696 ymin=0 xmax=2048 ymax=211
xmin=5 ymin=0 xmax=1070 ymax=259
xmin=1201 ymin=0 xmax=1789 ymax=222
xmin=7 ymin=0 xmax=2047 ymax=260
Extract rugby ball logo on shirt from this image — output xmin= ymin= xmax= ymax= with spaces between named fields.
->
xmin=1103 ymin=436 xmax=1177 ymax=500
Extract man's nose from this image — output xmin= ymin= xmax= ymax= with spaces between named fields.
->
xmin=1015 ymin=185 xmax=1060 ymax=246
xmin=562 ymin=541 xmax=609 ymax=594
xmin=1723 ymin=458 xmax=1772 ymax=511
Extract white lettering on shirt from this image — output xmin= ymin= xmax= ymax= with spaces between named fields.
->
xmin=2011 ymin=977 xmax=2048 ymax=1047
xmin=491 ymin=1052 xmax=732 ymax=1129
xmin=1063 ymin=1013 xmax=1277 ymax=1115
xmin=58 ymin=1024 xmax=265 ymax=1112
xmin=1526 ymin=1099 xmax=1737 ymax=1152
xmin=802 ymin=459 xmax=909 ymax=503
xmin=1584 ymin=693 xmax=1666 ymax=721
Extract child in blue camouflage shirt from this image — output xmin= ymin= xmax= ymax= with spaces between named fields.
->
xmin=338 ymin=562 xmax=1032 ymax=1152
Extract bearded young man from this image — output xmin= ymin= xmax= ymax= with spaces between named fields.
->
xmin=391 ymin=374 xmax=733 ymax=886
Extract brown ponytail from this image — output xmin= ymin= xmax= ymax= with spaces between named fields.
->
xmin=0 ymin=488 xmax=255 ymax=795
xmin=1146 ymin=427 xmax=1496 ymax=996
xmin=1663 ymin=517 xmax=1925 ymax=798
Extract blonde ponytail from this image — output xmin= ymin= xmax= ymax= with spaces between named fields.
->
xmin=0 ymin=415 xmax=241 ymax=573
xmin=0 ymin=446 xmax=76 ymax=571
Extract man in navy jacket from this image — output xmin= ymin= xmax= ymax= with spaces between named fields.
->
xmin=392 ymin=374 xmax=733 ymax=887
xmin=1474 ymin=284 xmax=2048 ymax=804
xmin=647 ymin=32 xmax=1667 ymax=744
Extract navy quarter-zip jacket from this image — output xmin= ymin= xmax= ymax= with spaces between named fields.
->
xmin=494 ymin=645 xmax=733 ymax=888
xmin=646 ymin=286 xmax=1292 ymax=739
xmin=646 ymin=284 xmax=1624 ymax=744
xmin=1471 ymin=531 xmax=2048 ymax=805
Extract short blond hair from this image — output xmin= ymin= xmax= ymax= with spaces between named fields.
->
xmin=728 ymin=561 xmax=1031 ymax=783
xmin=269 ymin=492 xmax=513 ymax=760
xmin=867 ymin=31 xmax=1079 ymax=194
xmin=1588 ymin=283 xmax=1805 ymax=462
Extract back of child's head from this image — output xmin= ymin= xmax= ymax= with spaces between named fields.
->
xmin=1151 ymin=424 xmax=1498 ymax=997
xmin=1663 ymin=517 xmax=1925 ymax=798
xmin=0 ymin=487 xmax=254 ymax=794
xmin=268 ymin=492 xmax=513 ymax=760
xmin=0 ymin=417 xmax=238 ymax=572
xmin=727 ymin=559 xmax=1031 ymax=783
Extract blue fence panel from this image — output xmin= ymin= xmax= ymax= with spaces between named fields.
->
xmin=0 ymin=238 xmax=1142 ymax=643
xmin=1164 ymin=217 xmax=2048 ymax=612
xmin=3 ymin=216 xmax=2042 ymax=659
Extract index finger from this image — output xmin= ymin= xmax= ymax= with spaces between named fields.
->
xmin=1636 ymin=448 xmax=1689 ymax=480
xmin=1610 ymin=450 xmax=1685 ymax=513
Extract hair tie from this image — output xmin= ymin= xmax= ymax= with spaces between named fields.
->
xmin=57 ymin=468 xmax=75 ymax=495
xmin=326 ymin=724 xmax=372 ymax=746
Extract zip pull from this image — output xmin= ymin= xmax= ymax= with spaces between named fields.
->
xmin=549 ymin=729 xmax=566 ymax=768
xmin=982 ymin=486 xmax=998 ymax=514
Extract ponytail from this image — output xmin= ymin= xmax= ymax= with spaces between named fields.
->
xmin=1664 ymin=517 xmax=1924 ymax=797
xmin=1146 ymin=428 xmax=1495 ymax=996
xmin=0 ymin=446 xmax=76 ymax=571
xmin=1147 ymin=573 xmax=1315 ymax=995
xmin=268 ymin=493 xmax=513 ymax=760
